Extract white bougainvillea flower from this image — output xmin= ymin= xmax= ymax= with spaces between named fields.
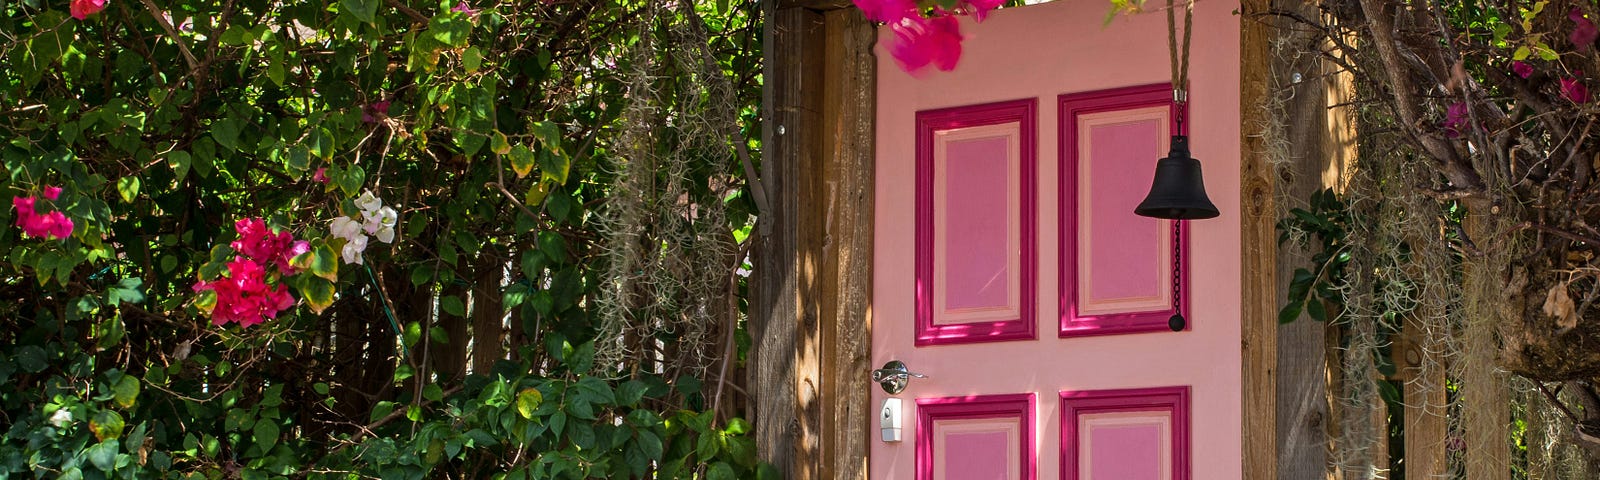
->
xmin=341 ymin=233 xmax=369 ymax=265
xmin=330 ymin=216 xmax=362 ymax=240
xmin=375 ymin=225 xmax=396 ymax=243
xmin=354 ymin=190 xmax=382 ymax=214
xmin=364 ymin=206 xmax=398 ymax=235
xmin=48 ymin=408 xmax=73 ymax=428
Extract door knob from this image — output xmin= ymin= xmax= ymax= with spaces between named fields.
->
xmin=871 ymin=360 xmax=926 ymax=395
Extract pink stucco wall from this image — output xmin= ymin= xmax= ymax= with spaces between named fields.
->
xmin=871 ymin=0 xmax=1243 ymax=478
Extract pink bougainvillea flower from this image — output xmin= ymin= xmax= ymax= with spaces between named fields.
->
xmin=362 ymin=100 xmax=391 ymax=123
xmin=42 ymin=186 xmax=62 ymax=201
xmin=313 ymin=167 xmax=329 ymax=184
xmin=1512 ymin=61 xmax=1534 ymax=79
xmin=853 ymin=0 xmax=916 ymax=23
xmin=194 ymin=256 xmax=295 ymax=327
xmin=1443 ymin=102 xmax=1469 ymax=138
xmin=886 ymin=14 xmax=964 ymax=75
xmin=964 ymin=0 xmax=1003 ymax=21
xmin=1562 ymin=75 xmax=1591 ymax=104
xmin=229 ymin=217 xmax=304 ymax=275
xmin=451 ymin=1 xmax=479 ymax=15
xmin=1572 ymin=8 xmax=1598 ymax=52
xmin=70 ymin=0 xmax=107 ymax=20
xmin=13 ymin=195 xmax=74 ymax=240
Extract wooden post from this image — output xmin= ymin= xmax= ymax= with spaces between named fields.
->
xmin=1239 ymin=0 xmax=1279 ymax=479
xmin=1272 ymin=3 xmax=1359 ymax=478
xmin=758 ymin=3 xmax=875 ymax=479
xmin=819 ymin=8 xmax=876 ymax=480
xmin=755 ymin=3 xmax=824 ymax=478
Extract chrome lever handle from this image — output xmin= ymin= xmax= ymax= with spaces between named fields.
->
xmin=871 ymin=360 xmax=925 ymax=395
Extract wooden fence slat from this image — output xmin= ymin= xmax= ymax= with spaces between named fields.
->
xmin=819 ymin=8 xmax=875 ymax=480
xmin=1241 ymin=0 xmax=1280 ymax=478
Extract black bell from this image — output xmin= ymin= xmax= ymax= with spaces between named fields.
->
xmin=1134 ymin=136 xmax=1219 ymax=220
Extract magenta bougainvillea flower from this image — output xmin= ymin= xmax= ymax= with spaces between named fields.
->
xmin=1572 ymin=8 xmax=1598 ymax=52
xmin=70 ymin=0 xmax=107 ymax=20
xmin=852 ymin=0 xmax=916 ymax=23
xmin=12 ymin=189 xmax=74 ymax=241
xmin=855 ymin=0 xmax=1000 ymax=74
xmin=451 ymin=1 xmax=479 ymax=15
xmin=362 ymin=100 xmax=391 ymax=123
xmin=1562 ymin=75 xmax=1591 ymax=104
xmin=194 ymin=256 xmax=295 ymax=328
xmin=887 ymin=14 xmax=964 ymax=74
xmin=229 ymin=218 xmax=309 ymax=276
xmin=1512 ymin=61 xmax=1534 ymax=79
xmin=1443 ymin=102 xmax=1470 ymax=138
xmin=313 ymin=167 xmax=329 ymax=184
xmin=965 ymin=0 xmax=1003 ymax=21
xmin=195 ymin=218 xmax=306 ymax=327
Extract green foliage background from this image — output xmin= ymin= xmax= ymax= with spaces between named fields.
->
xmin=0 ymin=0 xmax=770 ymax=478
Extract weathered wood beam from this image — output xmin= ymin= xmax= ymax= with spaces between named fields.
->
xmin=818 ymin=8 xmax=875 ymax=480
xmin=1240 ymin=0 xmax=1280 ymax=478
xmin=754 ymin=4 xmax=825 ymax=479
xmin=1272 ymin=1 xmax=1347 ymax=477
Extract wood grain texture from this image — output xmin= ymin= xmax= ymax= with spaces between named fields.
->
xmin=1271 ymin=2 xmax=1342 ymax=477
xmin=820 ymin=9 xmax=876 ymax=480
xmin=1239 ymin=1 xmax=1279 ymax=479
xmin=754 ymin=6 xmax=825 ymax=479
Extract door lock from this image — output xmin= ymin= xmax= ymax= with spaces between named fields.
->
xmin=870 ymin=360 xmax=926 ymax=395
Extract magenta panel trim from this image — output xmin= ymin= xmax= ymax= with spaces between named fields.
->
xmin=917 ymin=393 xmax=1037 ymax=480
xmin=1059 ymin=84 xmax=1190 ymax=337
xmin=915 ymin=99 xmax=1039 ymax=346
xmin=1060 ymin=386 xmax=1190 ymax=480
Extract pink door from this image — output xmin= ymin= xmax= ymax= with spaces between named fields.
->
xmin=870 ymin=2 xmax=1243 ymax=479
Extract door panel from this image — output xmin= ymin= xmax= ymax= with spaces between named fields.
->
xmin=1060 ymin=86 xmax=1186 ymax=337
xmin=915 ymin=100 xmax=1038 ymax=345
xmin=1061 ymin=387 xmax=1190 ymax=480
xmin=917 ymin=394 xmax=1036 ymax=480
xmin=870 ymin=1 xmax=1242 ymax=479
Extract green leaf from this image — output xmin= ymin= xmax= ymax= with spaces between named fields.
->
xmin=508 ymin=144 xmax=536 ymax=178
xmin=516 ymin=388 xmax=543 ymax=419
xmin=537 ymin=231 xmax=568 ymax=264
xmin=637 ymin=429 xmax=663 ymax=460
xmin=211 ymin=119 xmax=244 ymax=152
xmin=254 ymin=420 xmax=279 ymax=453
xmin=339 ymin=165 xmax=366 ymax=197
xmin=707 ymin=462 xmax=737 ymax=480
xmin=1513 ymin=45 xmax=1531 ymax=61
xmin=168 ymin=150 xmax=192 ymax=180
xmin=441 ymin=295 xmax=466 ymax=317
xmin=300 ymin=277 xmax=336 ymax=314
xmin=116 ymin=177 xmax=140 ymax=203
xmin=430 ymin=15 xmax=472 ymax=47
xmin=15 ymin=345 xmax=47 ymax=373
xmin=539 ymin=150 xmax=570 ymax=185
xmin=1306 ymin=297 xmax=1327 ymax=322
xmin=1278 ymin=302 xmax=1304 ymax=325
xmin=463 ymin=46 xmax=484 ymax=73
xmin=311 ymin=243 xmax=339 ymax=282
xmin=343 ymin=0 xmax=380 ymax=23
xmin=424 ymin=384 xmax=444 ymax=402
xmin=491 ymin=130 xmax=512 ymax=155
xmin=550 ymin=411 xmax=567 ymax=437
xmin=112 ymin=375 xmax=140 ymax=409
xmin=91 ymin=410 xmax=126 ymax=441
xmin=86 ymin=439 xmax=120 ymax=472
xmin=1534 ymin=44 xmax=1560 ymax=61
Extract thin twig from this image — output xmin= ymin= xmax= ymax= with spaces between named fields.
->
xmin=138 ymin=0 xmax=199 ymax=72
